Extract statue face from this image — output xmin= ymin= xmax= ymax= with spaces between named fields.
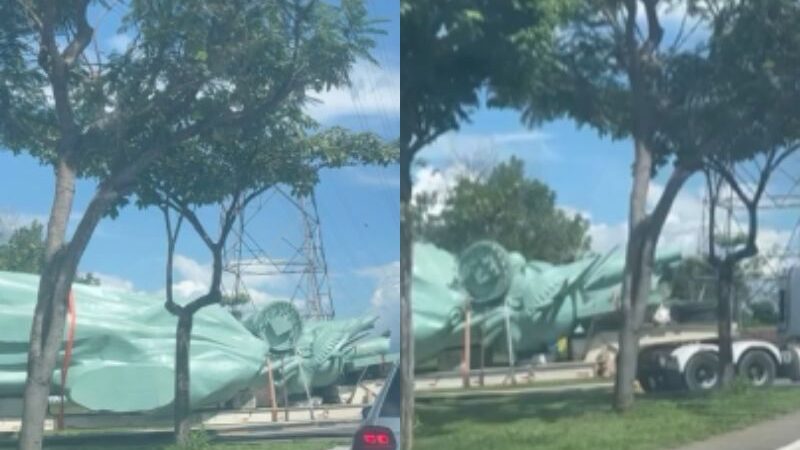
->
xmin=459 ymin=241 xmax=512 ymax=305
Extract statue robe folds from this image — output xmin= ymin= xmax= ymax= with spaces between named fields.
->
xmin=0 ymin=271 xmax=391 ymax=413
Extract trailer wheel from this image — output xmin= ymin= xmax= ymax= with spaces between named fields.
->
xmin=684 ymin=352 xmax=719 ymax=392
xmin=638 ymin=372 xmax=668 ymax=392
xmin=738 ymin=350 xmax=776 ymax=387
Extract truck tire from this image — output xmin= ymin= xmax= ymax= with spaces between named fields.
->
xmin=684 ymin=352 xmax=719 ymax=392
xmin=738 ymin=350 xmax=776 ymax=387
xmin=638 ymin=371 xmax=668 ymax=393
xmin=637 ymin=347 xmax=674 ymax=392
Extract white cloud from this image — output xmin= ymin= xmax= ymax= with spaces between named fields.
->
xmin=581 ymin=180 xmax=798 ymax=264
xmin=0 ymin=212 xmax=52 ymax=243
xmin=412 ymin=163 xmax=481 ymax=217
xmin=169 ymin=254 xmax=300 ymax=306
xmin=588 ymin=221 xmax=629 ymax=254
xmin=356 ymin=261 xmax=400 ymax=350
xmin=306 ymin=60 xmax=399 ymax=122
xmin=582 ymin=181 xmax=707 ymax=255
xmin=90 ymin=272 xmax=135 ymax=291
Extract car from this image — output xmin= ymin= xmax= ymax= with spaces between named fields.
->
xmin=351 ymin=363 xmax=400 ymax=450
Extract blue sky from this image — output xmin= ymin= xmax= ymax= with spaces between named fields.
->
xmin=415 ymin=106 xmax=800 ymax=275
xmin=414 ymin=5 xmax=800 ymax=276
xmin=0 ymin=1 xmax=400 ymax=342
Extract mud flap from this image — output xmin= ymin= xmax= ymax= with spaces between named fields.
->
xmin=783 ymin=346 xmax=800 ymax=381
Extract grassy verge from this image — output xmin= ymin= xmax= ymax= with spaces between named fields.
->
xmin=415 ymin=384 xmax=800 ymax=450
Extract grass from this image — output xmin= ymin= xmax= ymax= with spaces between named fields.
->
xmin=415 ymin=383 xmax=800 ymax=450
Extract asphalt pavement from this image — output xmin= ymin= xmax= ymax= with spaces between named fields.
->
xmin=670 ymin=410 xmax=800 ymax=450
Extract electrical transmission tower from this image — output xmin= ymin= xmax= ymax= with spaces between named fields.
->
xmin=223 ymin=188 xmax=335 ymax=320
xmin=294 ymin=192 xmax=335 ymax=320
xmin=696 ymin=157 xmax=800 ymax=307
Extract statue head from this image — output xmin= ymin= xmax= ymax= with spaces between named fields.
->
xmin=245 ymin=300 xmax=303 ymax=355
xmin=458 ymin=240 xmax=513 ymax=306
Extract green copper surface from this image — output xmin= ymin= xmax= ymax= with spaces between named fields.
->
xmin=413 ymin=241 xmax=681 ymax=364
xmin=0 ymin=271 xmax=390 ymax=413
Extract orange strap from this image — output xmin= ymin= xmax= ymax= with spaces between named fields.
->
xmin=58 ymin=291 xmax=76 ymax=430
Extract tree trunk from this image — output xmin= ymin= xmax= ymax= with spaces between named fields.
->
xmin=462 ymin=305 xmax=471 ymax=388
xmin=399 ymin=161 xmax=414 ymax=450
xmin=717 ymin=262 xmax=736 ymax=388
xmin=175 ymin=313 xmax=194 ymax=444
xmin=613 ymin=139 xmax=652 ymax=412
xmin=19 ymin=160 xmax=78 ymax=450
xmin=44 ymin=160 xmax=77 ymax=259
xmin=614 ymin=313 xmax=639 ymax=410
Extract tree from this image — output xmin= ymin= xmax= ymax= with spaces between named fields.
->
xmin=415 ymin=157 xmax=591 ymax=263
xmin=0 ymin=221 xmax=99 ymax=285
xmin=661 ymin=255 xmax=748 ymax=305
xmin=689 ymin=0 xmax=800 ymax=387
xmin=137 ymin=122 xmax=396 ymax=443
xmin=0 ymin=222 xmax=45 ymax=274
xmin=492 ymin=0 xmax=741 ymax=410
xmin=1 ymin=1 xmax=378 ymax=448
xmin=400 ymin=3 xmax=568 ymax=446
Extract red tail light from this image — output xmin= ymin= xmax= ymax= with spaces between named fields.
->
xmin=353 ymin=425 xmax=396 ymax=450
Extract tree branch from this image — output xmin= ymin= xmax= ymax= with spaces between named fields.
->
xmin=161 ymin=205 xmax=184 ymax=316
xmin=641 ymin=0 xmax=664 ymax=54
xmin=172 ymin=201 xmax=216 ymax=251
xmin=16 ymin=0 xmax=43 ymax=31
xmin=61 ymin=0 xmax=93 ymax=66
xmin=646 ymin=165 xmax=695 ymax=242
xmin=704 ymin=168 xmax=722 ymax=266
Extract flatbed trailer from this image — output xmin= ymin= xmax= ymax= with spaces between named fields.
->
xmin=637 ymin=267 xmax=800 ymax=392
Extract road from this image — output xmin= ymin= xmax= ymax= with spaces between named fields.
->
xmin=670 ymin=410 xmax=800 ymax=450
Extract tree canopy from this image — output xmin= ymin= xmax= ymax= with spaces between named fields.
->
xmin=0 ymin=222 xmax=45 ymax=274
xmin=399 ymin=0 xmax=572 ymax=187
xmin=414 ymin=157 xmax=591 ymax=264
xmin=1 ymin=2 xmax=385 ymax=447
xmin=0 ymin=221 xmax=100 ymax=285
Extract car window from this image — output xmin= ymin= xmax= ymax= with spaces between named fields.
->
xmin=379 ymin=371 xmax=400 ymax=417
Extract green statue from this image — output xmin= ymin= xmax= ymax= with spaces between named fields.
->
xmin=413 ymin=241 xmax=681 ymax=365
xmin=0 ymin=271 xmax=391 ymax=413
xmin=244 ymin=303 xmax=390 ymax=397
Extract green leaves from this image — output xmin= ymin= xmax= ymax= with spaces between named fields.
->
xmin=414 ymin=157 xmax=591 ymax=264
xmin=0 ymin=221 xmax=45 ymax=275
xmin=401 ymin=0 xmax=572 ymax=155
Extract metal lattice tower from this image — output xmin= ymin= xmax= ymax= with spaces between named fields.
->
xmin=223 ymin=187 xmax=335 ymax=320
xmin=696 ymin=155 xmax=800 ymax=306
xmin=293 ymin=192 xmax=335 ymax=320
